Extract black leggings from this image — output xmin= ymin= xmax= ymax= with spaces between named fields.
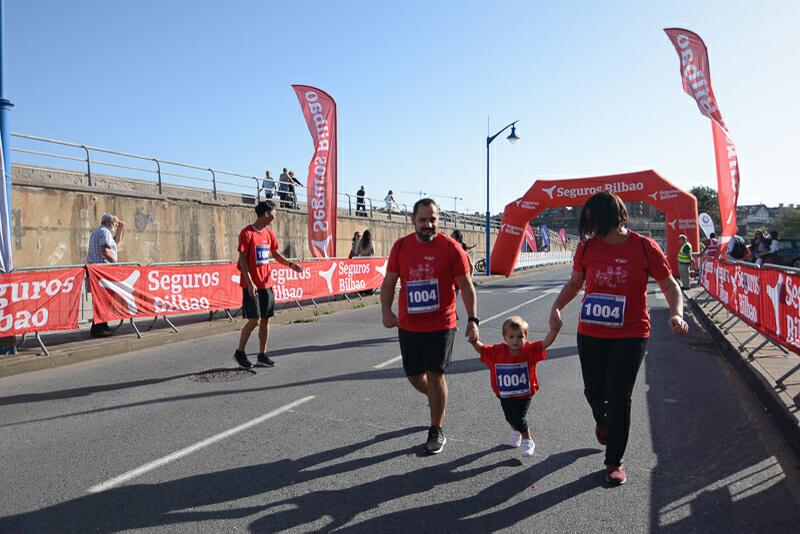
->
xmin=577 ymin=334 xmax=647 ymax=465
xmin=500 ymin=397 xmax=532 ymax=433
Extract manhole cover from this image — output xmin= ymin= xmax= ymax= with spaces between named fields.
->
xmin=190 ymin=368 xmax=255 ymax=382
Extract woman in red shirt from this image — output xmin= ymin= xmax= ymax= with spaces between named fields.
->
xmin=549 ymin=191 xmax=688 ymax=485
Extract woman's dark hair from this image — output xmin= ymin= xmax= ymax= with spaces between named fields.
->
xmin=450 ymin=229 xmax=466 ymax=247
xmin=578 ymin=191 xmax=628 ymax=238
xmin=359 ymin=229 xmax=372 ymax=248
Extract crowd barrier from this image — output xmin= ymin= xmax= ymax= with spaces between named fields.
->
xmin=514 ymin=251 xmax=573 ymax=270
xmin=1 ymin=257 xmax=388 ymax=356
xmin=698 ymin=258 xmax=800 ymax=384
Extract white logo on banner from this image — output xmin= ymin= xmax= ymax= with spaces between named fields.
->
xmin=318 ymin=262 xmax=336 ymax=293
xmin=542 ymin=186 xmax=557 ymax=199
xmin=766 ymin=274 xmax=784 ymax=337
xmin=376 ymin=261 xmax=388 ymax=278
xmin=99 ymin=271 xmax=140 ymax=314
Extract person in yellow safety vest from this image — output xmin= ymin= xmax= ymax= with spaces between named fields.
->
xmin=677 ymin=234 xmax=692 ymax=290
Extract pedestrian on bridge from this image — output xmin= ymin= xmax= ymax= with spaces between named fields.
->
xmin=548 ymin=191 xmax=688 ymax=486
xmin=381 ymin=198 xmax=479 ymax=455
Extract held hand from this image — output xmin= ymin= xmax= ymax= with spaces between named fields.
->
xmin=116 ymin=220 xmax=125 ymax=228
xmin=549 ymin=307 xmax=563 ymax=332
xmin=668 ymin=315 xmax=688 ymax=335
xmin=465 ymin=321 xmax=479 ymax=343
xmin=382 ymin=310 xmax=398 ymax=329
xmin=290 ymin=262 xmax=303 ymax=273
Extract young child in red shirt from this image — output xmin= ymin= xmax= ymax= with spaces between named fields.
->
xmin=469 ymin=315 xmax=559 ymax=456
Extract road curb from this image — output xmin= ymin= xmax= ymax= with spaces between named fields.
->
xmin=687 ymin=295 xmax=800 ymax=458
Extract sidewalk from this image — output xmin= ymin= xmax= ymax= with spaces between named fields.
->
xmin=1 ymin=267 xmax=554 ymax=378
xmin=686 ymin=285 xmax=800 ymax=456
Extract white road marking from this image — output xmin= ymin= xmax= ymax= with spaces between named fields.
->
xmin=511 ymin=285 xmax=539 ymax=293
xmin=87 ymin=396 xmax=315 ymax=494
xmin=374 ymin=354 xmax=402 ymax=369
xmin=482 ymin=293 xmax=553 ymax=325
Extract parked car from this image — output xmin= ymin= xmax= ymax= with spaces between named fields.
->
xmin=775 ymin=237 xmax=800 ymax=267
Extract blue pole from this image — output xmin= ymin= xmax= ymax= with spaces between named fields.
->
xmin=0 ymin=0 xmax=13 ymax=246
xmin=485 ymin=137 xmax=491 ymax=276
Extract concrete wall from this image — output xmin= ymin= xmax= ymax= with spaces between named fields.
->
xmin=10 ymin=164 xmax=497 ymax=267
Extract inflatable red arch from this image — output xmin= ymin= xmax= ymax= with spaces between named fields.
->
xmin=491 ymin=170 xmax=699 ymax=276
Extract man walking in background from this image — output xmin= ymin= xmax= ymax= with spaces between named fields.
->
xmin=87 ymin=213 xmax=125 ymax=337
xmin=234 ymin=200 xmax=303 ymax=368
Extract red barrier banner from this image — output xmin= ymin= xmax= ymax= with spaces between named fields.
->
xmin=292 ymin=84 xmax=338 ymax=258
xmin=760 ymin=269 xmax=800 ymax=352
xmin=88 ymin=263 xmax=241 ymax=323
xmin=0 ymin=267 xmax=84 ymax=335
xmin=700 ymin=259 xmax=715 ymax=296
xmin=89 ymin=259 xmax=388 ymax=322
xmin=729 ymin=263 xmax=762 ymax=328
xmin=267 ymin=258 xmax=387 ymax=303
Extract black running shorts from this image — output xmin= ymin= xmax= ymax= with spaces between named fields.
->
xmin=398 ymin=328 xmax=456 ymax=376
xmin=242 ymin=287 xmax=275 ymax=319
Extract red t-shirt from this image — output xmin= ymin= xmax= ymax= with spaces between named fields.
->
xmin=480 ymin=341 xmax=546 ymax=399
xmin=573 ymin=231 xmax=671 ymax=339
xmin=237 ymin=225 xmax=279 ymax=289
xmin=386 ymin=232 xmax=470 ymax=332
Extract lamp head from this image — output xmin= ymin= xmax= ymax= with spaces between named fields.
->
xmin=507 ymin=124 xmax=520 ymax=144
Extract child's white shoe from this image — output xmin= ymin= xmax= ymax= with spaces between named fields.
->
xmin=521 ymin=438 xmax=536 ymax=457
xmin=507 ymin=431 xmax=522 ymax=448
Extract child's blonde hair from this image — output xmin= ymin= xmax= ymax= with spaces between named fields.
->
xmin=502 ymin=316 xmax=529 ymax=337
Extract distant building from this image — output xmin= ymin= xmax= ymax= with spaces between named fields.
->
xmin=737 ymin=204 xmax=774 ymax=228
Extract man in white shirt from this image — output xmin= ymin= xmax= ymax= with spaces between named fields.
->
xmin=87 ymin=213 xmax=124 ymax=337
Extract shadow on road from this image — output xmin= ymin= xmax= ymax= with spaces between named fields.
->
xmin=0 ymin=422 xmax=598 ymax=533
xmin=262 ymin=336 xmax=398 ymax=358
xmin=645 ymin=307 xmax=800 ymax=531
xmin=0 ymin=373 xmax=196 ymax=406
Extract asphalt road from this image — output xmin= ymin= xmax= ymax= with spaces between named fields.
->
xmin=1 ymin=266 xmax=799 ymax=533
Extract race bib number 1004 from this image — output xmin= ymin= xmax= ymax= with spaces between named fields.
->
xmin=495 ymin=362 xmax=531 ymax=398
xmin=406 ymin=279 xmax=440 ymax=313
xmin=580 ymin=293 xmax=625 ymax=327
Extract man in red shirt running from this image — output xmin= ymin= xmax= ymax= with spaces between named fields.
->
xmin=234 ymin=200 xmax=303 ymax=368
xmin=381 ymin=198 xmax=479 ymax=454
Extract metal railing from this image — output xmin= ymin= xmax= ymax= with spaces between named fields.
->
xmin=10 ymin=132 xmax=500 ymax=230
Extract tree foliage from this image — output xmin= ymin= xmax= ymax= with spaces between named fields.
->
xmin=775 ymin=209 xmax=800 ymax=237
xmin=689 ymin=186 xmax=720 ymax=229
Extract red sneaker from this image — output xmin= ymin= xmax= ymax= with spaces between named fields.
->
xmin=595 ymin=425 xmax=607 ymax=445
xmin=605 ymin=464 xmax=626 ymax=485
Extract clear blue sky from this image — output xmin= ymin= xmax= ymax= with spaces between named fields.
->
xmin=7 ymin=0 xmax=799 ymax=214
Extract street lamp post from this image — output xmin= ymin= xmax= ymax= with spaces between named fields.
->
xmin=485 ymin=120 xmax=519 ymax=275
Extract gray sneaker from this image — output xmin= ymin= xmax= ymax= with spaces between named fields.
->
xmin=425 ymin=426 xmax=446 ymax=454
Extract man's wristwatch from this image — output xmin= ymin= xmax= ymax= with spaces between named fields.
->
xmin=467 ymin=316 xmax=480 ymax=326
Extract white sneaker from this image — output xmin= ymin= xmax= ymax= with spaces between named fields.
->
xmin=521 ymin=439 xmax=536 ymax=457
xmin=507 ymin=431 xmax=522 ymax=448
